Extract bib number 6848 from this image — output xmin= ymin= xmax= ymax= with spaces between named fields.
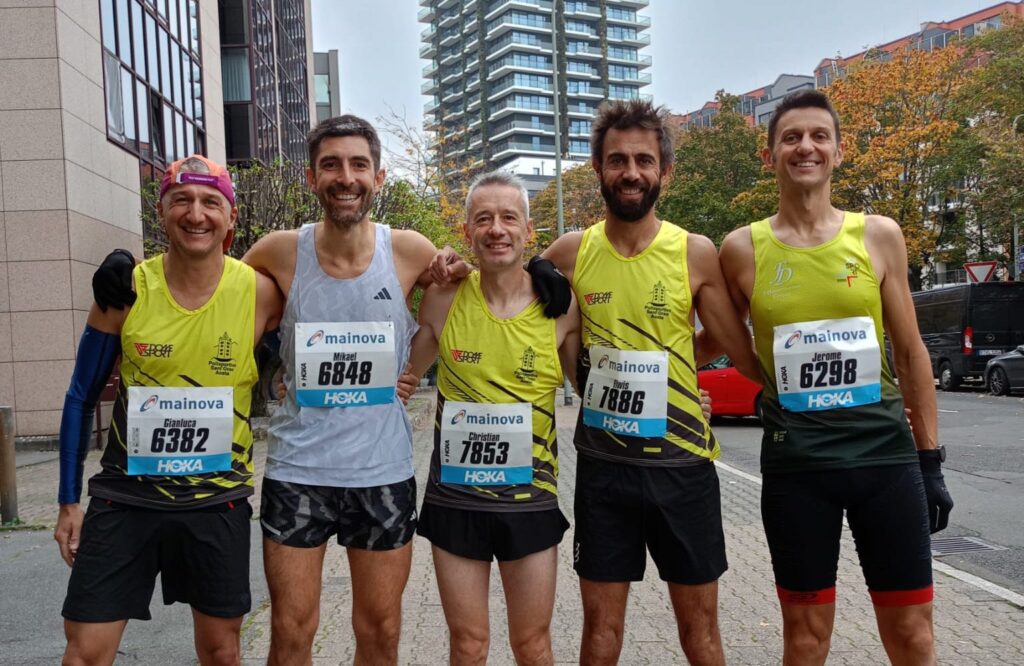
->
xmin=317 ymin=361 xmax=373 ymax=386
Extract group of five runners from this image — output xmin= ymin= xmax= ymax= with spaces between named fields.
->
xmin=55 ymin=89 xmax=952 ymax=666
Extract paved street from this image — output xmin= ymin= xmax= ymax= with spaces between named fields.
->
xmin=2 ymin=389 xmax=1023 ymax=664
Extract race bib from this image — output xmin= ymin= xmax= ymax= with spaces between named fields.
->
xmin=439 ymin=401 xmax=533 ymax=486
xmin=294 ymin=322 xmax=397 ymax=407
xmin=127 ymin=386 xmax=233 ymax=476
xmin=582 ymin=347 xmax=668 ymax=437
xmin=773 ymin=317 xmax=882 ymax=412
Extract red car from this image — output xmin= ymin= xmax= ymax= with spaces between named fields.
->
xmin=698 ymin=355 xmax=764 ymax=420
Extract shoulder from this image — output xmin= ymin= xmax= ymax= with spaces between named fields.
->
xmin=244 ymin=229 xmax=299 ymax=265
xmin=685 ymin=232 xmax=718 ymax=263
xmin=720 ymin=226 xmax=753 ymax=258
xmin=542 ymin=230 xmax=584 ymax=273
xmin=391 ymin=228 xmax=437 ymax=262
xmin=420 ymin=280 xmax=459 ymax=328
xmin=863 ymin=214 xmax=903 ymax=241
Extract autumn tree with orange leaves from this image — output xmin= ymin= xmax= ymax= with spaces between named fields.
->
xmin=531 ymin=162 xmax=604 ymax=250
xmin=826 ymin=44 xmax=968 ymax=287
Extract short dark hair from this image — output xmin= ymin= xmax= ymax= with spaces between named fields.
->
xmin=307 ymin=114 xmax=382 ymax=172
xmin=766 ymin=89 xmax=841 ymax=149
xmin=590 ymin=99 xmax=674 ymax=172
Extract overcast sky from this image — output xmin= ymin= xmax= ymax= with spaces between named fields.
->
xmin=310 ymin=0 xmax=1000 ymax=163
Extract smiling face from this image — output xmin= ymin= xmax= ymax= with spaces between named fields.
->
xmin=464 ymin=183 xmax=533 ymax=271
xmin=307 ymin=135 xmax=385 ymax=228
xmin=595 ymin=127 xmax=670 ymax=223
xmin=158 ymin=183 xmax=236 ymax=258
xmin=764 ymin=106 xmax=843 ymax=190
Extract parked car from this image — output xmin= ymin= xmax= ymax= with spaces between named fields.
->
xmin=912 ymin=282 xmax=1024 ymax=390
xmin=697 ymin=355 xmax=763 ymax=420
xmin=985 ymin=345 xmax=1024 ymax=396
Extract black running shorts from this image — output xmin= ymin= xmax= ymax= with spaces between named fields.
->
xmin=417 ymin=502 xmax=569 ymax=562
xmin=259 ymin=476 xmax=417 ymax=550
xmin=573 ymin=455 xmax=728 ymax=585
xmin=63 ymin=498 xmax=252 ymax=622
xmin=761 ymin=463 xmax=933 ymax=603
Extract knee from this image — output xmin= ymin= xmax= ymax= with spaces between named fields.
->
xmin=583 ymin=620 xmax=623 ymax=658
xmin=352 ymin=611 xmax=402 ymax=653
xmin=887 ymin=623 xmax=934 ymax=658
xmin=678 ymin=621 xmax=723 ymax=665
xmin=450 ymin=627 xmax=489 ymax=664
xmin=785 ymin=630 xmax=832 ymax=662
xmin=271 ymin=605 xmax=320 ymax=649
xmin=195 ymin=641 xmax=241 ymax=666
xmin=509 ymin=630 xmax=551 ymax=666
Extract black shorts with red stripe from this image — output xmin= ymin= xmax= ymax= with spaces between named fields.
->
xmin=761 ymin=463 xmax=933 ymax=607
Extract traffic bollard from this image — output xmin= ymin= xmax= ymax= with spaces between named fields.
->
xmin=0 ymin=406 xmax=18 ymax=524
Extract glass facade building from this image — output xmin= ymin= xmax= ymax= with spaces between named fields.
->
xmin=420 ymin=0 xmax=652 ymax=195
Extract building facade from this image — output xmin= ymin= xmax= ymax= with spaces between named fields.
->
xmin=220 ymin=0 xmax=316 ymax=165
xmin=314 ymin=49 xmax=341 ymax=123
xmin=420 ymin=0 xmax=652 ymax=196
xmin=815 ymin=1 xmax=1024 ymax=88
xmin=0 ymin=0 xmax=312 ymax=437
xmin=674 ymin=74 xmax=814 ymax=131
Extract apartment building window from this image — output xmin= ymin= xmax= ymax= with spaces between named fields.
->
xmin=566 ymin=80 xmax=591 ymax=94
xmin=569 ymin=139 xmax=589 ymax=154
xmin=608 ymin=26 xmax=637 ymax=41
xmin=567 ymin=61 xmax=596 ymax=75
xmin=100 ymin=0 xmax=205 ymax=168
xmin=608 ymin=84 xmax=638 ymax=100
xmin=565 ymin=20 xmax=594 ymax=35
xmin=569 ymin=119 xmax=591 ymax=134
xmin=607 ymin=45 xmax=638 ymax=61
xmin=609 ymin=64 xmax=638 ymax=80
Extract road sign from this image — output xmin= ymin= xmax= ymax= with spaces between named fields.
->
xmin=964 ymin=261 xmax=998 ymax=283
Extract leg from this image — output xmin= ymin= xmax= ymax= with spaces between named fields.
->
xmin=264 ymin=538 xmax=328 ymax=666
xmin=874 ymin=604 xmax=935 ymax=666
xmin=779 ymin=603 xmax=836 ymax=666
xmin=348 ymin=543 xmax=413 ymax=666
xmin=847 ymin=465 xmax=936 ymax=665
xmin=433 ymin=545 xmax=492 ymax=666
xmin=579 ymin=579 xmax=630 ymax=666
xmin=644 ymin=464 xmax=728 ymax=665
xmin=761 ymin=471 xmax=844 ymax=665
xmin=192 ymin=609 xmax=243 ymax=666
xmin=499 ymin=546 xmax=557 ymax=666
xmin=667 ymin=581 xmax=725 ymax=666
xmin=62 ymin=620 xmax=127 ymax=666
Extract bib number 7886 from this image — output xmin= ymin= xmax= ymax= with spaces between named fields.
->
xmin=597 ymin=386 xmax=646 ymax=415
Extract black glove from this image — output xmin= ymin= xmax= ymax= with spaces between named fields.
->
xmin=92 ymin=249 xmax=137 ymax=312
xmin=527 ymin=256 xmax=571 ymax=318
xmin=918 ymin=448 xmax=953 ymax=534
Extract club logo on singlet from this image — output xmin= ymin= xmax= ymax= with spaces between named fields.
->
xmin=513 ymin=346 xmax=538 ymax=384
xmin=835 ymin=259 xmax=861 ymax=287
xmin=208 ymin=332 xmax=237 ymax=376
xmin=583 ymin=291 xmax=612 ymax=305
xmin=134 ymin=342 xmax=174 ymax=358
xmin=451 ymin=349 xmax=483 ymax=364
xmin=644 ymin=281 xmax=670 ymax=320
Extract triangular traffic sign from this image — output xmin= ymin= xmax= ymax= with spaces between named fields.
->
xmin=964 ymin=261 xmax=997 ymax=283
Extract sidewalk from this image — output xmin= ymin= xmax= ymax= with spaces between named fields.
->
xmin=8 ymin=390 xmax=1023 ymax=664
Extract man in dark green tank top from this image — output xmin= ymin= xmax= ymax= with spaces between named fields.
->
xmin=719 ymin=89 xmax=953 ymax=665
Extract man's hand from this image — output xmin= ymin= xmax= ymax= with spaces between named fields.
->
xmin=397 ymin=366 xmax=419 ymax=405
xmin=700 ymin=389 xmax=712 ymax=422
xmin=92 ymin=249 xmax=136 ymax=312
xmin=54 ymin=504 xmax=84 ymax=567
xmin=918 ymin=448 xmax=953 ymax=533
xmin=430 ymin=246 xmax=471 ymax=286
xmin=527 ymin=257 xmax=571 ymax=318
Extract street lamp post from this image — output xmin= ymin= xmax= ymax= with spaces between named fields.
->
xmin=551 ymin=43 xmax=573 ymax=406
xmin=1012 ymin=114 xmax=1023 ymax=281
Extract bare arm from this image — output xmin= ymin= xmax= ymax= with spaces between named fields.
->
xmin=866 ymin=216 xmax=937 ymax=450
xmin=539 ymin=231 xmax=583 ymax=282
xmin=689 ymin=234 xmax=759 ymax=382
xmin=700 ymin=227 xmax=756 ymax=368
xmin=242 ymin=230 xmax=298 ymax=297
xmin=392 ymin=228 xmax=442 ymax=294
xmin=555 ymin=292 xmax=581 ymax=393
xmin=407 ymin=283 xmax=458 ymax=380
xmin=253 ymin=272 xmax=284 ymax=344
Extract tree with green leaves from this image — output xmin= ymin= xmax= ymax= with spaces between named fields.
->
xmin=657 ymin=92 xmax=765 ymax=245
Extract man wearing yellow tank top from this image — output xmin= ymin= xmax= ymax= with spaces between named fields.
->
xmin=719 ymin=90 xmax=953 ymax=665
xmin=408 ymin=171 xmax=580 ymax=666
xmin=538 ymin=100 xmax=760 ymax=666
xmin=53 ymin=154 xmax=282 ymax=665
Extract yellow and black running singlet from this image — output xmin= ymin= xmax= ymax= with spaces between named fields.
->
xmin=426 ymin=271 xmax=563 ymax=512
xmin=750 ymin=212 xmax=917 ymax=473
xmin=573 ymin=220 xmax=716 ymax=466
xmin=88 ymin=256 xmax=258 ymax=509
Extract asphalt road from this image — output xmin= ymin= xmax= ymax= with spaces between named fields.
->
xmin=711 ymin=388 xmax=1024 ymax=596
